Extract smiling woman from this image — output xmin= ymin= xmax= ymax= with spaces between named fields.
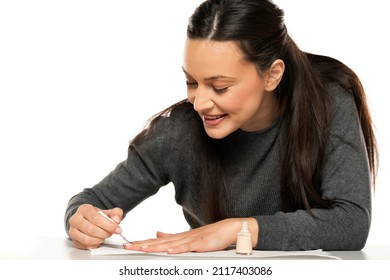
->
xmin=183 ymin=40 xmax=283 ymax=138
xmin=64 ymin=0 xmax=378 ymax=253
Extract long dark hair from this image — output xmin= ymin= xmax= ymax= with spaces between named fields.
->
xmin=137 ymin=0 xmax=378 ymax=222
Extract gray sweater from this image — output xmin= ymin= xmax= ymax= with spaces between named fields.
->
xmin=65 ymin=84 xmax=371 ymax=250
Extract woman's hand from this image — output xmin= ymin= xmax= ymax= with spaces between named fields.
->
xmin=123 ymin=218 xmax=258 ymax=254
xmin=68 ymin=204 xmax=124 ymax=250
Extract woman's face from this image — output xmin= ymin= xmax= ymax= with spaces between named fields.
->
xmin=183 ymin=39 xmax=279 ymax=139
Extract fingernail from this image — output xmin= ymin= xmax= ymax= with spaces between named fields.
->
xmin=113 ymin=215 xmax=121 ymax=224
xmin=115 ymin=227 xmax=122 ymax=234
xmin=123 ymin=243 xmax=133 ymax=249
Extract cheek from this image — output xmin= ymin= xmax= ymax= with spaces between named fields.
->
xmin=227 ymin=85 xmax=263 ymax=113
xmin=241 ymin=80 xmax=266 ymax=106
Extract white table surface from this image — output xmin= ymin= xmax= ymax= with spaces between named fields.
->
xmin=1 ymin=237 xmax=389 ymax=260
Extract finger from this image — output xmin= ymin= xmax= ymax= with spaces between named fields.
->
xmin=123 ymin=229 xmax=203 ymax=252
xmin=167 ymin=237 xmax=224 ymax=254
xmin=88 ymin=210 xmax=122 ymax=235
xmin=72 ymin=238 xmax=102 ymax=250
xmin=140 ymin=237 xmax=204 ymax=254
xmin=71 ymin=206 xmax=121 ymax=239
xmin=123 ymin=237 xmax=160 ymax=251
xmin=123 ymin=237 xmax=173 ymax=252
xmin=73 ymin=240 xmax=100 ymax=250
xmin=167 ymin=242 xmax=194 ymax=254
xmin=71 ymin=208 xmax=116 ymax=238
xmin=79 ymin=216 xmax=114 ymax=239
xmin=133 ymin=235 xmax=196 ymax=253
xmin=156 ymin=231 xmax=173 ymax=238
xmin=130 ymin=231 xmax=184 ymax=247
xmin=104 ymin=207 xmax=124 ymax=224
xmin=69 ymin=227 xmax=105 ymax=249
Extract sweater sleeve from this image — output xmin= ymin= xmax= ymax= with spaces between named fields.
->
xmin=254 ymin=86 xmax=372 ymax=250
xmin=64 ymin=115 xmax=173 ymax=235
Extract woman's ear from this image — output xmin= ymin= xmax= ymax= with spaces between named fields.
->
xmin=264 ymin=59 xmax=285 ymax=91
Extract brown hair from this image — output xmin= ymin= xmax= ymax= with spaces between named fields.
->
xmin=188 ymin=0 xmax=377 ymax=220
xmin=136 ymin=0 xmax=378 ymax=222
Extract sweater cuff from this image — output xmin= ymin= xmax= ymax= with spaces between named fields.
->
xmin=253 ymin=213 xmax=289 ymax=250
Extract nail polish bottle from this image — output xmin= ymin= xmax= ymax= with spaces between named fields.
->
xmin=236 ymin=221 xmax=253 ymax=255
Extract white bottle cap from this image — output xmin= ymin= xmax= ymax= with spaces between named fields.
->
xmin=240 ymin=221 xmax=250 ymax=233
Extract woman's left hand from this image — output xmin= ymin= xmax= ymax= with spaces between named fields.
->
xmin=123 ymin=218 xmax=258 ymax=254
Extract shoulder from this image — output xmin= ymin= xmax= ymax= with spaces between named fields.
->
xmin=147 ymin=100 xmax=197 ymax=129
xmin=165 ymin=100 xmax=202 ymax=133
xmin=327 ymin=83 xmax=359 ymax=126
xmin=169 ymin=100 xmax=199 ymax=121
xmin=132 ymin=100 xmax=200 ymax=145
xmin=326 ymin=84 xmax=363 ymax=146
xmin=327 ymin=83 xmax=356 ymax=110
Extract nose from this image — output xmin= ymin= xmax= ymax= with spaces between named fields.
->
xmin=191 ymin=87 xmax=214 ymax=112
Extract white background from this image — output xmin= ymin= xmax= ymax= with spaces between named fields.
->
xmin=0 ymin=0 xmax=389 ymax=248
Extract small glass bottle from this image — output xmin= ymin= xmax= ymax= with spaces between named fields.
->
xmin=236 ymin=221 xmax=253 ymax=255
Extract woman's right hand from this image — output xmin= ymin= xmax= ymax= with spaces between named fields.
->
xmin=68 ymin=204 xmax=124 ymax=249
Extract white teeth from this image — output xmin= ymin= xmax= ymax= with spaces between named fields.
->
xmin=205 ymin=115 xmax=223 ymax=120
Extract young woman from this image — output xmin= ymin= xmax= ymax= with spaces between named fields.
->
xmin=65 ymin=0 xmax=378 ymax=253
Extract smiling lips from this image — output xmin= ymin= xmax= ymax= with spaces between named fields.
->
xmin=202 ymin=114 xmax=227 ymax=126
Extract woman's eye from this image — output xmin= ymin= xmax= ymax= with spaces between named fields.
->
xmin=213 ymin=86 xmax=229 ymax=94
xmin=186 ymin=81 xmax=198 ymax=89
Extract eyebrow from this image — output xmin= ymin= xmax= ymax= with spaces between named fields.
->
xmin=182 ymin=67 xmax=236 ymax=81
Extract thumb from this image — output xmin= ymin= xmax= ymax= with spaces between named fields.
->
xmin=156 ymin=231 xmax=173 ymax=238
xmin=107 ymin=207 xmax=124 ymax=224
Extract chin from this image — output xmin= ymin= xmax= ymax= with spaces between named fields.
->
xmin=204 ymin=127 xmax=233 ymax=139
